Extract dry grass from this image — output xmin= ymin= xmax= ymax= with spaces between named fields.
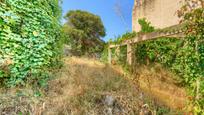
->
xmin=0 ymin=86 xmax=44 ymax=115
xmin=130 ymin=63 xmax=187 ymax=110
xmin=43 ymin=57 xmax=144 ymax=114
xmin=0 ymin=57 xmax=184 ymax=115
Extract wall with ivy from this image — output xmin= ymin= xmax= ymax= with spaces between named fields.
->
xmin=133 ymin=38 xmax=182 ymax=67
xmin=0 ymin=0 xmax=62 ymax=86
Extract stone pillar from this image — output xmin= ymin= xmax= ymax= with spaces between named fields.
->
xmin=127 ymin=43 xmax=132 ymax=65
xmin=115 ymin=46 xmax=120 ymax=59
xmin=108 ymin=47 xmax=111 ymax=64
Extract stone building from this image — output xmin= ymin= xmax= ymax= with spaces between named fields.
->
xmin=132 ymin=0 xmax=185 ymax=32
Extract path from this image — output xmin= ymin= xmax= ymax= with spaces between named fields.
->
xmin=0 ymin=57 xmax=186 ymax=115
xmin=42 ymin=57 xmax=185 ymax=114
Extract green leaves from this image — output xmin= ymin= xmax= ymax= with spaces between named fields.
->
xmin=138 ymin=18 xmax=155 ymax=33
xmin=64 ymin=10 xmax=106 ymax=55
xmin=0 ymin=0 xmax=62 ymax=86
xmin=135 ymin=8 xmax=204 ymax=113
xmin=134 ymin=38 xmax=181 ymax=66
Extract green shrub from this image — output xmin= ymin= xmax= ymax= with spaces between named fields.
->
xmin=138 ymin=18 xmax=154 ymax=33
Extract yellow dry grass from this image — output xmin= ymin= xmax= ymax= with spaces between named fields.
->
xmin=130 ymin=64 xmax=187 ymax=110
xmin=0 ymin=57 xmax=186 ymax=114
xmin=42 ymin=57 xmax=186 ymax=114
xmin=43 ymin=57 xmax=141 ymax=114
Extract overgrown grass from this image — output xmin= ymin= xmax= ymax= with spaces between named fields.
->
xmin=42 ymin=57 xmax=182 ymax=114
xmin=0 ymin=57 xmax=183 ymax=114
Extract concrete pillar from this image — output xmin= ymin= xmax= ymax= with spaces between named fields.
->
xmin=108 ymin=47 xmax=111 ymax=64
xmin=115 ymin=46 xmax=120 ymax=59
xmin=127 ymin=43 xmax=132 ymax=65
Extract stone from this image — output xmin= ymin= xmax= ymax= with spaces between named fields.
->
xmin=104 ymin=95 xmax=115 ymax=107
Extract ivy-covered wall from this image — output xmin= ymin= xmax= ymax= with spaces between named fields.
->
xmin=0 ymin=0 xmax=62 ymax=86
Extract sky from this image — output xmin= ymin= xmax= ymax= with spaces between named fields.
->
xmin=62 ymin=0 xmax=134 ymax=42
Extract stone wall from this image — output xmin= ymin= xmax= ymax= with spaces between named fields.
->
xmin=132 ymin=0 xmax=185 ymax=32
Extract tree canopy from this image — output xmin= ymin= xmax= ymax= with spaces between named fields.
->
xmin=63 ymin=10 xmax=106 ymax=55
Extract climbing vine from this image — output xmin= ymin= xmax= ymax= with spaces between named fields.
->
xmin=134 ymin=38 xmax=182 ymax=66
xmin=0 ymin=0 xmax=62 ymax=86
xmin=177 ymin=8 xmax=204 ymax=113
xmin=108 ymin=7 xmax=204 ymax=113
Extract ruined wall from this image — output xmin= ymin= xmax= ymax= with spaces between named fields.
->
xmin=132 ymin=0 xmax=185 ymax=32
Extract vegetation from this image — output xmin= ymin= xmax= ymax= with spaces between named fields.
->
xmin=0 ymin=58 xmax=184 ymax=114
xmin=134 ymin=38 xmax=182 ymax=67
xmin=0 ymin=0 xmax=204 ymax=114
xmin=138 ymin=18 xmax=154 ymax=33
xmin=110 ymin=32 xmax=136 ymax=44
xmin=1 ymin=57 xmax=181 ymax=114
xmin=180 ymin=8 xmax=204 ymax=113
xmin=63 ymin=10 xmax=106 ymax=56
xmin=0 ymin=0 xmax=62 ymax=87
xmin=107 ymin=6 xmax=204 ymax=114
xmin=134 ymin=8 xmax=204 ymax=113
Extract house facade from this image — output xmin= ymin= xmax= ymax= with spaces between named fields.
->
xmin=132 ymin=0 xmax=185 ymax=32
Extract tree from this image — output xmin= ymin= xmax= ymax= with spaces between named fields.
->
xmin=63 ymin=10 xmax=106 ymax=55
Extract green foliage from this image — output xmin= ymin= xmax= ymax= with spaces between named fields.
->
xmin=134 ymin=38 xmax=182 ymax=67
xmin=100 ymin=32 xmax=135 ymax=63
xmin=135 ymin=9 xmax=204 ymax=113
xmin=177 ymin=8 xmax=204 ymax=113
xmin=109 ymin=9 xmax=204 ymax=113
xmin=177 ymin=0 xmax=204 ymax=19
xmin=62 ymin=25 xmax=85 ymax=55
xmin=111 ymin=32 xmax=136 ymax=44
xmin=138 ymin=18 xmax=155 ymax=33
xmin=100 ymin=44 xmax=109 ymax=62
xmin=63 ymin=10 xmax=106 ymax=55
xmin=0 ymin=0 xmax=62 ymax=86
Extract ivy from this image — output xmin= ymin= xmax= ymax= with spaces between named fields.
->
xmin=177 ymin=8 xmax=204 ymax=113
xmin=108 ymin=8 xmax=204 ymax=113
xmin=0 ymin=0 xmax=62 ymax=86
xmin=134 ymin=38 xmax=182 ymax=67
xmin=134 ymin=9 xmax=204 ymax=113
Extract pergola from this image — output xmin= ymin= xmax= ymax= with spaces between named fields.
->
xmin=108 ymin=24 xmax=186 ymax=65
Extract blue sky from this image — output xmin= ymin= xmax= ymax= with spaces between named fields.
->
xmin=62 ymin=0 xmax=134 ymax=41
